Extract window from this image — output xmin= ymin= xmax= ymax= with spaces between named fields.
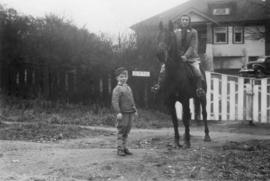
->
xmin=213 ymin=8 xmax=231 ymax=15
xmin=248 ymin=56 xmax=259 ymax=62
xmin=233 ymin=26 xmax=244 ymax=44
xmin=213 ymin=26 xmax=228 ymax=44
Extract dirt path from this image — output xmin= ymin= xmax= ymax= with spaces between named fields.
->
xmin=0 ymin=126 xmax=269 ymax=181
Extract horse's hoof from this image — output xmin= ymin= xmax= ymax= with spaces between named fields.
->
xmin=173 ymin=140 xmax=182 ymax=149
xmin=174 ymin=144 xmax=182 ymax=149
xmin=195 ymin=114 xmax=201 ymax=121
xmin=204 ymin=135 xmax=211 ymax=142
xmin=183 ymin=142 xmax=191 ymax=149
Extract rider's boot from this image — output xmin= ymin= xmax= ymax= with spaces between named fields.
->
xmin=190 ymin=62 xmax=205 ymax=97
xmin=195 ymin=76 xmax=205 ymax=97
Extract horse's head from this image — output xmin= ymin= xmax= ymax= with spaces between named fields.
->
xmin=156 ymin=21 xmax=177 ymax=64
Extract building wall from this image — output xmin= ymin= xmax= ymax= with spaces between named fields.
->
xmin=212 ymin=25 xmax=265 ymax=70
xmin=265 ymin=22 xmax=270 ymax=56
xmin=213 ymin=57 xmax=244 ymax=70
xmin=245 ymin=26 xmax=265 ymax=57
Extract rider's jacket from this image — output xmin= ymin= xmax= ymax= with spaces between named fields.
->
xmin=174 ymin=28 xmax=199 ymax=62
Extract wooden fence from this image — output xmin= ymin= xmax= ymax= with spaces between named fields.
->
xmin=0 ymin=62 xmax=154 ymax=106
xmin=2 ymin=62 xmax=270 ymax=123
xmin=0 ymin=62 xmax=114 ymax=105
xmin=178 ymin=71 xmax=270 ymax=123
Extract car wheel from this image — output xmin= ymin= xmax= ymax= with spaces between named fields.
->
xmin=255 ymin=69 xmax=266 ymax=78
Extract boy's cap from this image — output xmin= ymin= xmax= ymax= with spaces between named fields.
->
xmin=114 ymin=67 xmax=127 ymax=77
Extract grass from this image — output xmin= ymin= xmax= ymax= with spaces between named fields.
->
xmin=0 ymin=95 xmax=172 ymax=128
xmin=0 ymin=95 xmax=173 ymax=141
xmin=1 ymin=95 xmax=270 ymax=132
xmin=0 ymin=95 xmax=269 ymax=143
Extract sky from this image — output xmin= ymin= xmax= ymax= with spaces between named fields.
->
xmin=0 ymin=0 xmax=188 ymax=38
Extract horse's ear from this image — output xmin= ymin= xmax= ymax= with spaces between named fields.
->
xmin=168 ymin=20 xmax=174 ymax=32
xmin=159 ymin=21 xmax=164 ymax=31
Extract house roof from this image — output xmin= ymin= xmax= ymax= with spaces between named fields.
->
xmin=171 ymin=7 xmax=219 ymax=24
xmin=130 ymin=0 xmax=269 ymax=31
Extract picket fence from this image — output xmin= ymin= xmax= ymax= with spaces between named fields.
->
xmin=176 ymin=71 xmax=270 ymax=123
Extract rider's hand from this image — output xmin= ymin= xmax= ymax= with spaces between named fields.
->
xmin=181 ymin=55 xmax=187 ymax=62
xmin=151 ymin=84 xmax=160 ymax=93
xmin=116 ymin=113 xmax=123 ymax=120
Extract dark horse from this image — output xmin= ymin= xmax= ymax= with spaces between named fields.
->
xmin=156 ymin=21 xmax=211 ymax=148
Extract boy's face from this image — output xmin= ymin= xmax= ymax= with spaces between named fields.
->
xmin=117 ymin=71 xmax=128 ymax=84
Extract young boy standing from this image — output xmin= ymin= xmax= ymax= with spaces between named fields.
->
xmin=112 ymin=67 xmax=138 ymax=156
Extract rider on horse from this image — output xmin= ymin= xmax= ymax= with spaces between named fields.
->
xmin=153 ymin=14 xmax=205 ymax=96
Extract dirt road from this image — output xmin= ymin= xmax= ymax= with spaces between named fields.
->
xmin=0 ymin=125 xmax=269 ymax=181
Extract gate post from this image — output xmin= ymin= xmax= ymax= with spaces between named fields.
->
xmin=144 ymin=79 xmax=149 ymax=108
xmin=245 ymin=79 xmax=254 ymax=124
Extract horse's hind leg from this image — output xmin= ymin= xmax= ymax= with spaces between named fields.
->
xmin=169 ymin=101 xmax=181 ymax=148
xmin=200 ymin=95 xmax=211 ymax=142
xmin=182 ymin=99 xmax=191 ymax=148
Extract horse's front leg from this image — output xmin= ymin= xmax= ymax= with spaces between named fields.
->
xmin=200 ymin=95 xmax=211 ymax=142
xmin=182 ymin=99 xmax=191 ymax=148
xmin=194 ymin=97 xmax=201 ymax=124
xmin=169 ymin=100 xmax=181 ymax=148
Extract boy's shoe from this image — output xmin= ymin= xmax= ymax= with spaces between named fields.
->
xmin=124 ymin=148 xmax=133 ymax=155
xmin=117 ymin=149 xmax=126 ymax=156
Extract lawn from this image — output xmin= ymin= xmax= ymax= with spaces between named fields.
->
xmin=0 ymin=96 xmax=172 ymax=128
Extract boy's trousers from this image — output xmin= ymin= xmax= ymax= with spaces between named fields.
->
xmin=116 ymin=112 xmax=135 ymax=150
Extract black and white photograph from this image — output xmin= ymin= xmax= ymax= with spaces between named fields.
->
xmin=0 ymin=0 xmax=269 ymax=180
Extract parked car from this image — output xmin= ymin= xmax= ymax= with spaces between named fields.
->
xmin=239 ymin=56 xmax=270 ymax=78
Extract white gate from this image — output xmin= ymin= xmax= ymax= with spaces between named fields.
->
xmin=202 ymin=71 xmax=270 ymax=123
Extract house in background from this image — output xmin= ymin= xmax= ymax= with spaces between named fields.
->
xmin=131 ymin=0 xmax=270 ymax=74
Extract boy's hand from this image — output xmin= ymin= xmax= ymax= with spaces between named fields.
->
xmin=116 ymin=113 xmax=123 ymax=120
xmin=134 ymin=111 xmax=138 ymax=119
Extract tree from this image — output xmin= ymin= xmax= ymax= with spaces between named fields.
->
xmin=0 ymin=4 xmax=115 ymax=102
